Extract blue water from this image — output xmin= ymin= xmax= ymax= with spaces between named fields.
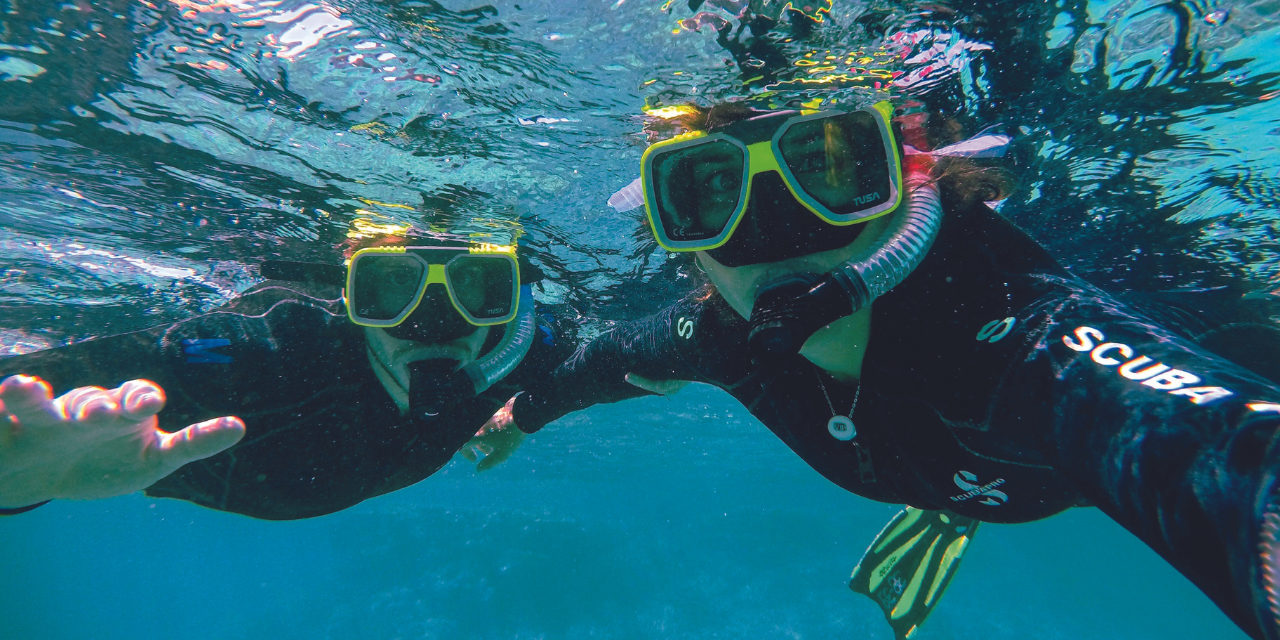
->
xmin=0 ymin=387 xmax=1245 ymax=639
xmin=3 ymin=0 xmax=1279 ymax=637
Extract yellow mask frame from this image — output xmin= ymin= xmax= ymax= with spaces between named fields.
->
xmin=344 ymin=245 xmax=520 ymax=328
xmin=640 ymin=101 xmax=902 ymax=252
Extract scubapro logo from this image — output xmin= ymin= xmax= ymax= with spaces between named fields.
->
xmin=676 ymin=316 xmax=694 ymax=339
xmin=976 ymin=317 xmax=1016 ymax=343
xmin=951 ymin=470 xmax=1007 ymax=506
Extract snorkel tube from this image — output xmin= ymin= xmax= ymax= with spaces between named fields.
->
xmin=409 ymin=284 xmax=537 ymax=420
xmin=464 ymin=284 xmax=537 ymax=393
xmin=747 ymin=171 xmax=943 ymax=362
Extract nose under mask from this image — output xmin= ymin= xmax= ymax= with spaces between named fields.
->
xmin=705 ymin=171 xmax=866 ymax=268
xmin=384 ymin=288 xmax=479 ymax=343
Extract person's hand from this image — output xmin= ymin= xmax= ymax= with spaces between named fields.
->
xmin=462 ymin=395 xmax=525 ymax=472
xmin=625 ymin=373 xmax=689 ymax=396
xmin=0 ymin=375 xmax=245 ymax=507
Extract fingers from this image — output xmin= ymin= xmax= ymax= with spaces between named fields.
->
xmin=2 ymin=375 xmax=93 ymax=430
xmin=119 ymin=380 xmax=166 ymax=420
xmin=61 ymin=387 xmax=118 ymax=421
xmin=1 ymin=377 xmax=169 ymax=430
xmin=66 ymin=379 xmax=166 ymax=421
xmin=459 ymin=446 xmax=478 ymax=463
xmin=156 ymin=416 xmax=245 ymax=467
xmin=0 ymin=375 xmax=59 ymax=420
xmin=476 ymin=443 xmax=513 ymax=472
xmin=67 ymin=386 xmax=119 ymax=422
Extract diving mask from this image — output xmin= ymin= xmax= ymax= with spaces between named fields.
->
xmin=344 ymin=245 xmax=520 ymax=330
xmin=641 ymin=101 xmax=903 ymax=266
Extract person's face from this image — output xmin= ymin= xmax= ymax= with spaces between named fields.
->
xmin=696 ymin=212 xmax=893 ymax=319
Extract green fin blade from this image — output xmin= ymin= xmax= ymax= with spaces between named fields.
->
xmin=849 ymin=508 xmax=980 ymax=640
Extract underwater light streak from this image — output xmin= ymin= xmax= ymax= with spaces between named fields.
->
xmin=347 ymin=217 xmax=412 ymax=241
xmin=643 ymin=105 xmax=700 ymax=119
xmin=166 ymin=0 xmax=354 ymax=61
xmin=29 ymin=242 xmax=238 ymax=299
xmin=262 ymin=4 xmax=353 ymax=60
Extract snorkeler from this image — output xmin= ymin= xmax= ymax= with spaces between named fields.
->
xmin=0 ymin=238 xmax=573 ymax=520
xmin=477 ymin=100 xmax=1280 ymax=640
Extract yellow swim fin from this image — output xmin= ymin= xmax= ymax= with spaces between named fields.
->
xmin=849 ymin=507 xmax=980 ymax=639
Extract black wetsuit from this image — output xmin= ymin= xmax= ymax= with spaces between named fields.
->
xmin=511 ymin=199 xmax=1280 ymax=640
xmin=0 ymin=281 xmax=573 ymax=520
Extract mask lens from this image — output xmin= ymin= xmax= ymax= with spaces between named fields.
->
xmin=446 ymin=255 xmax=515 ymax=322
xmin=350 ymin=254 xmax=425 ymax=322
xmin=650 ymin=139 xmax=745 ymax=243
xmin=778 ymin=111 xmax=893 ymax=216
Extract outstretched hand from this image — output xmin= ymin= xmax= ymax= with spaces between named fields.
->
xmin=460 ymin=374 xmax=688 ymax=473
xmin=0 ymin=375 xmax=245 ymax=508
xmin=462 ymin=395 xmax=525 ymax=472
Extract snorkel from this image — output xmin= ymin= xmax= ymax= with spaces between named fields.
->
xmin=746 ymin=122 xmax=1012 ymax=362
xmin=406 ymin=284 xmax=536 ymax=420
xmin=746 ymin=169 xmax=942 ymax=361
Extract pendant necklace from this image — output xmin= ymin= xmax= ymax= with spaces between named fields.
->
xmin=814 ymin=365 xmax=860 ymax=442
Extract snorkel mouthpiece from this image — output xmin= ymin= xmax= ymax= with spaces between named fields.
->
xmin=406 ymin=285 xmax=537 ymax=422
xmin=749 ymin=274 xmax=855 ymax=359
xmin=747 ymin=174 xmax=943 ymax=363
xmin=408 ymin=359 xmax=474 ymax=420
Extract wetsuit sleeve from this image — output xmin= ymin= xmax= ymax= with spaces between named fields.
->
xmin=1002 ymin=279 xmax=1280 ymax=640
xmin=512 ymin=292 xmax=749 ymax=433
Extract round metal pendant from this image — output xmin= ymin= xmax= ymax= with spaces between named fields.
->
xmin=827 ymin=415 xmax=856 ymax=441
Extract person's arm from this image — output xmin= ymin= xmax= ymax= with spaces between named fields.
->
xmin=1002 ymin=279 xmax=1280 ymax=640
xmin=511 ymin=291 xmax=748 ymax=433
xmin=0 ymin=374 xmax=244 ymax=513
xmin=0 ymin=283 xmax=331 ymax=514
xmin=0 ymin=326 xmax=193 ymax=514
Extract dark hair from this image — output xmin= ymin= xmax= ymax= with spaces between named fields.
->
xmin=934 ymin=156 xmax=1016 ymax=209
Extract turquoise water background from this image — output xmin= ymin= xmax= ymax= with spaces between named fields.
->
xmin=3 ymin=0 xmax=1279 ymax=637
xmin=0 ymin=388 xmax=1247 ymax=639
